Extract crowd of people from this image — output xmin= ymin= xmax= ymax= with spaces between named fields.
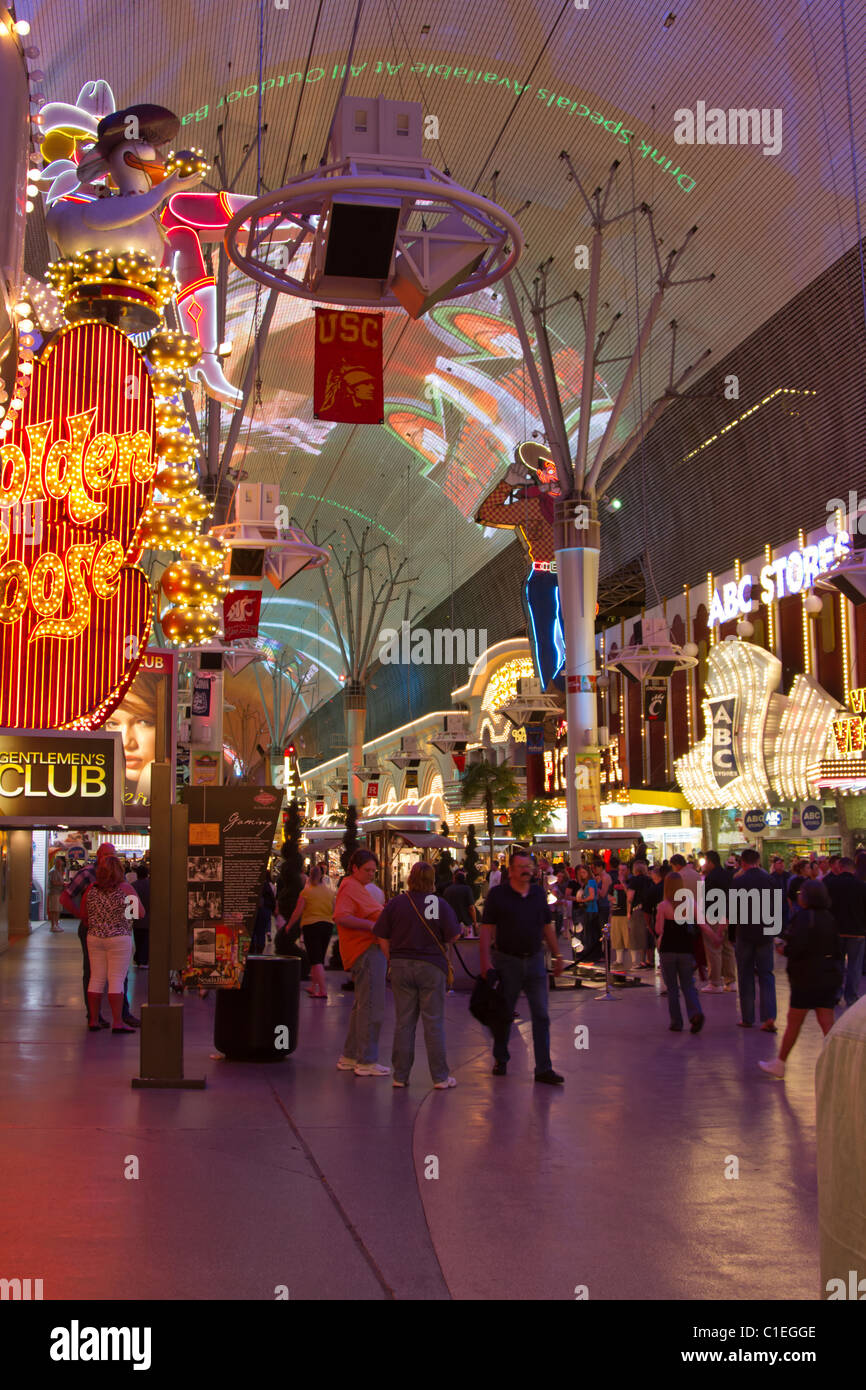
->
xmin=44 ymin=836 xmax=864 ymax=1088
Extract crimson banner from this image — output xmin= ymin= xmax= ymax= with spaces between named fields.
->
xmin=223 ymin=589 xmax=262 ymax=641
xmin=313 ymin=309 xmax=384 ymax=424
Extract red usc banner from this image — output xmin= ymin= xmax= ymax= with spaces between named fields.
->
xmin=313 ymin=309 xmax=384 ymax=424
xmin=0 ymin=322 xmax=156 ymax=730
xmin=223 ymin=589 xmax=262 ymax=641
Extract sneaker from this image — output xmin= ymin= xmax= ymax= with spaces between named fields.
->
xmin=354 ymin=1062 xmax=391 ymax=1077
xmin=534 ymin=1069 xmax=565 ymax=1085
xmin=758 ymin=1058 xmax=786 ymax=1079
xmin=723 ymin=983 xmax=737 ymax=992
xmin=392 ymin=1079 xmax=407 ymax=1088
xmin=122 ymin=1014 xmax=141 ymax=1028
xmin=433 ymin=1076 xmax=457 ymax=1089
xmin=689 ymin=1013 xmax=705 ymax=1034
xmin=760 ymin=1021 xmax=777 ymax=1033
xmin=701 ymin=983 xmax=725 ymax=994
xmin=336 ymin=1055 xmax=360 ymax=1070
xmin=492 ymin=1062 xmax=507 ymax=1076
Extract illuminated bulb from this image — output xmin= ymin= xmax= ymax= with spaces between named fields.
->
xmin=13 ymin=301 xmax=31 ymax=315
xmin=14 ymin=20 xmax=31 ymax=36
xmin=18 ymin=362 xmax=32 ymax=374
xmin=17 ymin=318 xmax=34 ymax=333
xmin=25 ymin=201 xmax=33 ymax=213
xmin=10 ymin=399 xmax=24 ymax=411
xmin=26 ymin=184 xmax=38 ymax=196
xmin=19 ymin=335 xmax=34 ymax=347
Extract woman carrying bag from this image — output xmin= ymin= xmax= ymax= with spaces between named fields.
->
xmin=373 ymin=861 xmax=461 ymax=1089
xmin=759 ymin=879 xmax=842 ymax=1080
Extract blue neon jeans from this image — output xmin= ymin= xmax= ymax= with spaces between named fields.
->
xmin=490 ymin=948 xmax=552 ymax=1073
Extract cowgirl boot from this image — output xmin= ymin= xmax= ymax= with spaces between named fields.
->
xmin=177 ymin=278 xmax=243 ymax=409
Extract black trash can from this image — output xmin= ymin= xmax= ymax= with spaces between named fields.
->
xmin=214 ymin=955 xmax=300 ymax=1061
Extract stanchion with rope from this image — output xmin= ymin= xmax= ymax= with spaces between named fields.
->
xmin=594 ymin=922 xmax=618 ymax=1002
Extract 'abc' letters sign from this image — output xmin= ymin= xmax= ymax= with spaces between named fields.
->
xmin=709 ymin=696 xmax=739 ymax=789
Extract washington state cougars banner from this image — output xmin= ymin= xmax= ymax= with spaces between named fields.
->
xmin=223 ymin=589 xmax=262 ymax=642
xmin=313 ymin=309 xmax=384 ymax=424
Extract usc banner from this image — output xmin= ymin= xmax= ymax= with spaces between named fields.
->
xmin=313 ymin=309 xmax=384 ymax=424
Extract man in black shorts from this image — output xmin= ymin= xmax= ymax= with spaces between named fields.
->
xmin=480 ymin=850 xmax=565 ymax=1084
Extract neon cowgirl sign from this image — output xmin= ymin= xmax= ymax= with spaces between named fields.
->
xmin=708 ymin=532 xmax=850 ymax=627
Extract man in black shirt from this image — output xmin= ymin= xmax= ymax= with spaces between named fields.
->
xmin=481 ymin=851 xmax=565 ymax=1083
xmin=823 ymin=856 xmax=866 ymax=1007
xmin=702 ymin=850 xmax=736 ymax=993
xmin=443 ymin=870 xmax=477 ymax=937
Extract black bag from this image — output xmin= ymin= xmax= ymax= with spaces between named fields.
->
xmin=469 ymin=968 xmax=512 ymax=1032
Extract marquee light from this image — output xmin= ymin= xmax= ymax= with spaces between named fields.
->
xmin=708 ymin=532 xmax=850 ymax=628
xmin=0 ymin=322 xmax=156 ymax=729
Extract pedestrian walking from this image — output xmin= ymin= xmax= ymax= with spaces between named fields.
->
xmin=374 ymin=861 xmax=460 ymax=1089
xmin=701 ymin=850 xmax=737 ymax=993
xmin=823 ymin=856 xmax=866 ymax=1009
xmin=82 ymin=855 xmax=142 ymax=1034
xmin=480 ymin=850 xmax=565 ymax=1083
xmin=285 ymin=865 xmax=336 ymax=998
xmin=334 ymin=850 xmax=389 ymax=1076
xmin=759 ymin=879 xmax=843 ymax=1079
xmin=732 ymin=848 xmax=777 ymax=1031
xmin=47 ymin=856 xmax=67 ymax=933
xmin=655 ymin=872 xmax=704 ymax=1033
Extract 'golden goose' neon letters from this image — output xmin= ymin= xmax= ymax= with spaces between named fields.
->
xmin=0 ymin=409 xmax=155 ymax=641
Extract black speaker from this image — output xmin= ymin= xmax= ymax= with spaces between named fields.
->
xmin=228 ymin=547 xmax=266 ymax=578
xmin=199 ymin=651 xmax=223 ymax=671
xmin=323 ymin=201 xmax=400 ymax=280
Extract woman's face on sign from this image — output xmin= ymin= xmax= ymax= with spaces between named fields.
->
xmin=104 ymin=703 xmax=156 ymax=785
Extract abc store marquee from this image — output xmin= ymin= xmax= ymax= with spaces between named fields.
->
xmin=675 ymin=640 xmax=840 ymax=811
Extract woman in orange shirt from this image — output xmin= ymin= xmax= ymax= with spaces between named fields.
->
xmin=334 ymin=850 xmax=389 ymax=1077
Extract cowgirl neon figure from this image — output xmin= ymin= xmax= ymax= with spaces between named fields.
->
xmin=39 ymin=81 xmax=291 ymax=409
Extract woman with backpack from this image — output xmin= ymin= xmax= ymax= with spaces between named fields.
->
xmin=759 ymin=879 xmax=843 ymax=1079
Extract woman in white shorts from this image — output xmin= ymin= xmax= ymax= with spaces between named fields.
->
xmin=82 ymin=855 xmax=140 ymax=1034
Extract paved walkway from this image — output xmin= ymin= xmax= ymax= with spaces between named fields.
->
xmin=0 ymin=923 xmax=828 ymax=1300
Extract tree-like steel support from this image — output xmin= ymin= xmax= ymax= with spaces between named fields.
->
xmin=318 ymin=523 xmax=411 ymax=807
xmin=504 ymin=156 xmax=714 ymax=859
xmin=253 ymin=648 xmax=317 ymax=786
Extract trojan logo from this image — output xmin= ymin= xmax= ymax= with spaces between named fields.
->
xmin=320 ymin=362 xmax=376 ymax=413
xmin=0 ymin=322 xmax=156 ymax=729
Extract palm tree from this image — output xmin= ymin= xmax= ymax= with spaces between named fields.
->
xmin=509 ymin=798 xmax=554 ymax=848
xmin=460 ymin=759 xmax=520 ymax=867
